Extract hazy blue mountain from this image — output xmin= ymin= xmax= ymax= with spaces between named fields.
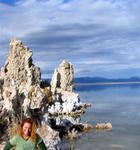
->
xmin=74 ymin=76 xmax=140 ymax=83
xmin=42 ymin=76 xmax=140 ymax=85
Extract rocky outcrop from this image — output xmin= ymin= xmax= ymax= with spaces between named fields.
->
xmin=0 ymin=78 xmax=3 ymax=100
xmin=48 ymin=90 xmax=81 ymax=115
xmin=37 ymin=123 xmax=60 ymax=150
xmin=51 ymin=60 xmax=74 ymax=94
xmin=49 ymin=61 xmax=90 ymax=116
xmin=82 ymin=122 xmax=112 ymax=130
xmin=47 ymin=60 xmax=92 ymax=144
xmin=0 ymin=39 xmax=46 ymax=119
xmin=95 ymin=122 xmax=112 ymax=130
xmin=0 ymin=78 xmax=3 ymax=115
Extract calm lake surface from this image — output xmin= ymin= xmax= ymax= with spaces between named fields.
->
xmin=59 ymin=83 xmax=140 ymax=150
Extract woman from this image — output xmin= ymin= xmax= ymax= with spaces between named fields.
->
xmin=4 ymin=117 xmax=47 ymax=150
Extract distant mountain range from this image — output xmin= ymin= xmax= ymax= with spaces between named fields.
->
xmin=42 ymin=76 xmax=140 ymax=84
xmin=74 ymin=76 xmax=140 ymax=83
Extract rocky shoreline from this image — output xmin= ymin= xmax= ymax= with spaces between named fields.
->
xmin=0 ymin=39 xmax=112 ymax=149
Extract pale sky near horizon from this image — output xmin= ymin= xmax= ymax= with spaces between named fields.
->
xmin=0 ymin=0 xmax=140 ymax=79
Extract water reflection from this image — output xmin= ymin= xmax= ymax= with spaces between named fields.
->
xmin=63 ymin=83 xmax=140 ymax=150
xmin=75 ymin=83 xmax=140 ymax=91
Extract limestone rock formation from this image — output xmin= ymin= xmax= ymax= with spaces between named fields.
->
xmin=49 ymin=60 xmax=91 ymax=118
xmin=51 ymin=60 xmax=74 ymax=94
xmin=0 ymin=38 xmax=46 ymax=119
xmin=48 ymin=89 xmax=91 ymax=116
xmin=95 ymin=122 xmax=112 ymax=130
xmin=37 ymin=123 xmax=60 ymax=149
xmin=0 ymin=78 xmax=3 ymax=116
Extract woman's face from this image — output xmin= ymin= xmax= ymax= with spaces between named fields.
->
xmin=22 ymin=122 xmax=32 ymax=137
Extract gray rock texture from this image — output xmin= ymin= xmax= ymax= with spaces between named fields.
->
xmin=51 ymin=60 xmax=74 ymax=94
xmin=0 ymin=38 xmax=46 ymax=119
xmin=49 ymin=60 xmax=90 ymax=116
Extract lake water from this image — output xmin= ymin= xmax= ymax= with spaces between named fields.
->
xmin=59 ymin=84 xmax=140 ymax=150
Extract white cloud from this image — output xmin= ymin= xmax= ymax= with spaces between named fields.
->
xmin=77 ymin=59 xmax=117 ymax=65
xmin=0 ymin=0 xmax=140 ymax=77
xmin=0 ymin=0 xmax=137 ymax=39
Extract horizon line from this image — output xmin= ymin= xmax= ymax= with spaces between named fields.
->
xmin=75 ymin=81 xmax=140 ymax=86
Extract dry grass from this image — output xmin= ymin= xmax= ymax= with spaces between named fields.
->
xmin=8 ymin=118 xmax=19 ymax=139
xmin=28 ymin=86 xmax=35 ymax=101
xmin=44 ymin=87 xmax=53 ymax=104
xmin=6 ymin=118 xmax=19 ymax=150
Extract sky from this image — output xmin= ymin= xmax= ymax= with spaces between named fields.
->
xmin=0 ymin=0 xmax=140 ymax=79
